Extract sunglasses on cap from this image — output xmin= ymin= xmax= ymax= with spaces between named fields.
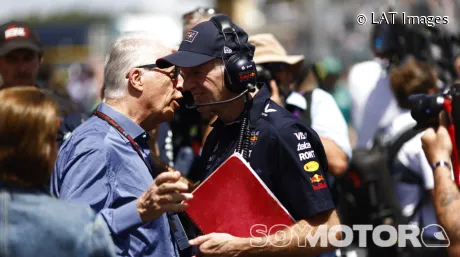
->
xmin=182 ymin=7 xmax=217 ymax=25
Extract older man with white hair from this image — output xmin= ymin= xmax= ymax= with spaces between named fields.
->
xmin=51 ymin=32 xmax=190 ymax=257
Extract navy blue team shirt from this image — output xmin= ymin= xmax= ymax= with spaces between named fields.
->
xmin=200 ymin=85 xmax=335 ymax=221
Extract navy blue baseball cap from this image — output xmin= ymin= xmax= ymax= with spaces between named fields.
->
xmin=156 ymin=14 xmax=255 ymax=68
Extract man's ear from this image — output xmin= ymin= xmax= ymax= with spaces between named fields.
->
xmin=39 ymin=55 xmax=44 ymax=64
xmin=127 ymin=68 xmax=144 ymax=93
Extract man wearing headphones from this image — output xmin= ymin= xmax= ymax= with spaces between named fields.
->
xmin=157 ymin=15 xmax=341 ymax=256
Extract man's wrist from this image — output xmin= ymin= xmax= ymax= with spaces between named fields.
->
xmin=136 ymin=198 xmax=148 ymax=222
xmin=231 ymin=237 xmax=257 ymax=257
xmin=431 ymin=160 xmax=451 ymax=171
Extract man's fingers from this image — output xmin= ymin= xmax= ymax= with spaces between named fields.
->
xmin=161 ymin=202 xmax=189 ymax=213
xmin=422 ymin=128 xmax=436 ymax=143
xmin=189 ymin=234 xmax=212 ymax=246
xmin=438 ymin=124 xmax=451 ymax=138
xmin=439 ymin=110 xmax=450 ymax=128
xmin=155 ymin=171 xmax=181 ymax=185
xmin=157 ymin=182 xmax=189 ymax=194
xmin=158 ymin=192 xmax=193 ymax=204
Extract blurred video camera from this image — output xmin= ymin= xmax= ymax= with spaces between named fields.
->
xmin=255 ymin=62 xmax=293 ymax=101
xmin=410 ymin=81 xmax=460 ymax=129
xmin=255 ymin=64 xmax=273 ymax=89
xmin=372 ymin=14 xmax=460 ymax=86
xmin=409 ymin=80 xmax=460 ymax=185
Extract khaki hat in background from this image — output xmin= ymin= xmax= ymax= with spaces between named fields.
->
xmin=248 ymin=33 xmax=304 ymax=66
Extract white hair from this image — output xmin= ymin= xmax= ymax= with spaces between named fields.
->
xmin=103 ymin=32 xmax=168 ymax=100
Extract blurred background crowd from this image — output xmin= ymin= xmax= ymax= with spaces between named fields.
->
xmin=0 ymin=1 xmax=450 ymax=110
xmin=1 ymin=0 xmax=460 ymax=256
xmin=1 ymin=0 xmax=458 ymax=142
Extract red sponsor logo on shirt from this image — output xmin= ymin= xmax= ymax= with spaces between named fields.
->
xmin=312 ymin=181 xmax=328 ymax=191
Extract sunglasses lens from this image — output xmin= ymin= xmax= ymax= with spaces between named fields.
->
xmin=264 ymin=63 xmax=287 ymax=73
xmin=182 ymin=8 xmax=217 ymax=22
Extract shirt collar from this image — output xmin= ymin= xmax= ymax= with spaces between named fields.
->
xmin=210 ymin=85 xmax=271 ymax=129
xmin=96 ymin=103 xmax=148 ymax=141
xmin=248 ymin=85 xmax=271 ymax=128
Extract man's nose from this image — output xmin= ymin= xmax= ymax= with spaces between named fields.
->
xmin=182 ymin=78 xmax=196 ymax=92
xmin=175 ymin=76 xmax=184 ymax=91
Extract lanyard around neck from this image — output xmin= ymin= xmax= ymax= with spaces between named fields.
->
xmin=93 ymin=110 xmax=154 ymax=176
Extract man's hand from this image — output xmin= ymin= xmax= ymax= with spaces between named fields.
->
xmin=421 ymin=113 xmax=460 ymax=254
xmin=137 ymin=171 xmax=192 ymax=222
xmin=189 ymin=233 xmax=244 ymax=257
xmin=421 ymin=113 xmax=452 ymax=165
xmin=269 ymin=80 xmax=283 ymax=106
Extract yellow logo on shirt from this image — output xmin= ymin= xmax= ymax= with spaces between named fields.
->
xmin=304 ymin=161 xmax=319 ymax=172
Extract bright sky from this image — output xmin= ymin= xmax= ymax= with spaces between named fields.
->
xmin=0 ymin=0 xmax=214 ymax=23
xmin=0 ymin=0 xmax=215 ymax=47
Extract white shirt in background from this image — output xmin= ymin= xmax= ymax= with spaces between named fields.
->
xmin=348 ymin=59 xmax=403 ymax=149
xmin=310 ymin=88 xmax=352 ymax=160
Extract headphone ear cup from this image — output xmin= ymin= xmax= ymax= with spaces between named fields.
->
xmin=225 ymin=54 xmax=257 ymax=94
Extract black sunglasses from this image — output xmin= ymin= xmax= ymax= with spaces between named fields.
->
xmin=262 ymin=62 xmax=289 ymax=73
xmin=135 ymin=64 xmax=181 ymax=80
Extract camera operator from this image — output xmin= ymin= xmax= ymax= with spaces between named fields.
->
xmin=348 ymin=22 xmax=405 ymax=149
xmin=386 ymin=56 xmax=448 ymax=257
xmin=421 ymin=113 xmax=460 ymax=256
xmin=248 ymin=33 xmax=351 ymax=177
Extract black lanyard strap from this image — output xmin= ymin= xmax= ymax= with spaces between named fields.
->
xmin=93 ymin=110 xmax=154 ymax=176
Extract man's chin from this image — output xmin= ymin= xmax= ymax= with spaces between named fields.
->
xmin=162 ymin=109 xmax=176 ymax=121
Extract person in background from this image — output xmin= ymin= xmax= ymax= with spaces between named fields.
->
xmin=454 ymin=54 xmax=460 ymax=79
xmin=0 ymin=20 xmax=88 ymax=147
xmin=385 ymin=57 xmax=447 ymax=257
xmin=421 ymin=112 xmax=460 ymax=257
xmin=249 ymin=33 xmax=351 ymax=177
xmin=347 ymin=22 xmax=404 ymax=149
xmin=182 ymin=7 xmax=217 ymax=39
xmin=0 ymin=86 xmax=116 ymax=257
xmin=66 ymin=62 xmax=100 ymax=114
xmin=309 ymin=56 xmax=352 ymax=125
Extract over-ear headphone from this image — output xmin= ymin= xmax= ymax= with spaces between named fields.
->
xmin=210 ymin=14 xmax=257 ymax=94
